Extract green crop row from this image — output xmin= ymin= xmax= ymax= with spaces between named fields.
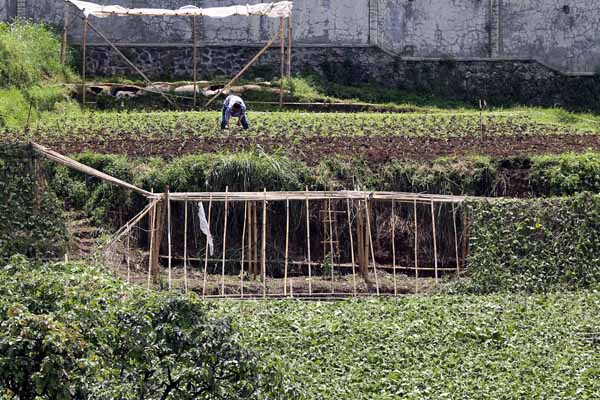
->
xmin=216 ymin=293 xmax=600 ymax=399
xmin=3 ymin=108 xmax=597 ymax=142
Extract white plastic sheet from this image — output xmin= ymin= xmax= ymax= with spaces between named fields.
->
xmin=197 ymin=202 xmax=214 ymax=256
xmin=68 ymin=0 xmax=293 ymax=18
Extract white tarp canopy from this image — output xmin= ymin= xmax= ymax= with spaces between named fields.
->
xmin=67 ymin=0 xmax=293 ymax=18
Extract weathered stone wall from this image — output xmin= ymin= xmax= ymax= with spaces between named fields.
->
xmin=501 ymin=0 xmax=600 ymax=73
xmin=3 ymin=0 xmax=600 ymax=73
xmin=86 ymin=44 xmax=600 ymax=109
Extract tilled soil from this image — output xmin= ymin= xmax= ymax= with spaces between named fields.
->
xmin=44 ymin=133 xmax=600 ymax=164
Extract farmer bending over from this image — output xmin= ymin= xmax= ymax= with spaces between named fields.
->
xmin=221 ymin=95 xmax=249 ymax=130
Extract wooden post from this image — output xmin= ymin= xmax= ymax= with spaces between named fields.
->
xmin=61 ymin=4 xmax=70 ymax=65
xmin=327 ymin=197 xmax=335 ymax=294
xmin=391 ymin=199 xmax=397 ymax=296
xmin=305 ymin=188 xmax=312 ymax=296
xmin=221 ymin=187 xmax=229 ymax=296
xmin=150 ymin=197 xmax=166 ymax=285
xmin=262 ymin=189 xmax=267 ymax=298
xmin=430 ymin=200 xmax=439 ymax=284
xmin=81 ymin=16 xmax=88 ymax=107
xmin=192 ymin=16 xmax=198 ymax=108
xmin=284 ymin=198 xmax=290 ymax=296
xmin=287 ymin=15 xmax=292 ymax=78
xmin=414 ymin=199 xmax=419 ymax=294
xmin=365 ymin=197 xmax=379 ymax=295
xmin=183 ymin=201 xmax=188 ymax=293
xmin=241 ymin=201 xmax=247 ymax=297
xmin=253 ymin=202 xmax=258 ymax=277
xmin=147 ymin=202 xmax=157 ymax=289
xmin=202 ymin=196 xmax=213 ymax=297
xmin=126 ymin=223 xmax=130 ymax=284
xmin=346 ymin=198 xmax=357 ymax=296
xmin=452 ymin=202 xmax=460 ymax=277
xmin=167 ymin=189 xmax=172 ymax=290
xmin=279 ymin=17 xmax=285 ymax=108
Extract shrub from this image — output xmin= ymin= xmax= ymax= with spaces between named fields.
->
xmin=458 ymin=193 xmax=600 ymax=293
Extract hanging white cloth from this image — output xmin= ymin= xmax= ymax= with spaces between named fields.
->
xmin=197 ymin=202 xmax=214 ymax=256
xmin=67 ymin=0 xmax=293 ymax=18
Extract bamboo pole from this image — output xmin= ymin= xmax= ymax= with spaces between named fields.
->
xmin=241 ymin=201 xmax=247 ymax=298
xmin=206 ymin=32 xmax=279 ymax=107
xmin=221 ymin=186 xmax=229 ymax=296
xmin=287 ymin=15 xmax=292 ymax=78
xmin=391 ymin=199 xmax=397 ymax=296
xmin=430 ymin=200 xmax=439 ymax=283
xmin=167 ymin=189 xmax=172 ymax=290
xmin=147 ymin=202 xmax=157 ymax=289
xmin=126 ymin=223 xmax=130 ymax=284
xmin=262 ymin=189 xmax=267 ymax=298
xmin=305 ymin=187 xmax=312 ymax=296
xmin=414 ymin=199 xmax=418 ymax=294
xmin=81 ymin=17 xmax=88 ymax=107
xmin=346 ymin=197 xmax=357 ymax=296
xmin=327 ymin=197 xmax=335 ymax=294
xmin=253 ymin=202 xmax=258 ymax=277
xmin=183 ymin=201 xmax=188 ymax=293
xmin=365 ymin=197 xmax=379 ymax=295
xmin=279 ymin=16 xmax=285 ymax=108
xmin=192 ymin=16 xmax=198 ymax=109
xmin=247 ymin=202 xmax=253 ymax=278
xmin=202 ymin=196 xmax=213 ymax=297
xmin=284 ymin=198 xmax=290 ymax=296
xmin=61 ymin=3 xmax=70 ymax=65
xmin=356 ymin=202 xmax=365 ymax=280
xmin=150 ymin=198 xmax=166 ymax=284
xmin=452 ymin=203 xmax=460 ymax=276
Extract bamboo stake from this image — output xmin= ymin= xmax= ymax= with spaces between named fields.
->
xmin=61 ymin=3 xmax=70 ymax=65
xmin=202 ymin=196 xmax=213 ymax=297
xmin=126 ymin=223 xmax=130 ymax=284
xmin=221 ymin=186 xmax=229 ymax=296
xmin=391 ymin=199 xmax=397 ymax=296
xmin=262 ymin=189 xmax=267 ymax=298
xmin=365 ymin=197 xmax=379 ymax=295
xmin=430 ymin=200 xmax=439 ymax=283
xmin=81 ymin=17 xmax=88 ymax=107
xmin=167 ymin=189 xmax=172 ymax=290
xmin=305 ymin=187 xmax=312 ymax=296
xmin=414 ymin=199 xmax=418 ymax=294
xmin=247 ymin=202 xmax=253 ymax=277
xmin=452 ymin=202 xmax=460 ymax=277
xmin=192 ymin=16 xmax=198 ymax=108
xmin=147 ymin=202 xmax=157 ymax=289
xmin=346 ymin=197 xmax=357 ymax=296
xmin=279 ymin=16 xmax=285 ymax=108
xmin=253 ymin=202 xmax=258 ymax=277
xmin=287 ymin=15 xmax=292 ymax=78
xmin=183 ymin=201 xmax=188 ymax=293
xmin=240 ymin=201 xmax=247 ymax=298
xmin=284 ymin=198 xmax=290 ymax=296
xmin=328 ymin=197 xmax=335 ymax=294
xmin=206 ymin=32 xmax=279 ymax=107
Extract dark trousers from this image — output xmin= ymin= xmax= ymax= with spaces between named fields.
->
xmin=221 ymin=107 xmax=249 ymax=129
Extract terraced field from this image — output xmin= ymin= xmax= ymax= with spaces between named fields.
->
xmin=10 ymin=111 xmax=600 ymax=163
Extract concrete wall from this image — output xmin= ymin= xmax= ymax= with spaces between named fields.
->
xmin=376 ymin=0 xmax=490 ymax=57
xmin=501 ymin=0 xmax=600 ymax=73
xmin=3 ymin=0 xmax=600 ymax=73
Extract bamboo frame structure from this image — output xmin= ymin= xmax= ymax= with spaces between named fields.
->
xmin=34 ymin=143 xmax=471 ymax=299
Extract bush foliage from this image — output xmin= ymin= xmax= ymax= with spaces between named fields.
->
xmin=460 ymin=193 xmax=600 ymax=293
xmin=0 ymin=256 xmax=287 ymax=399
xmin=0 ymin=143 xmax=65 ymax=259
